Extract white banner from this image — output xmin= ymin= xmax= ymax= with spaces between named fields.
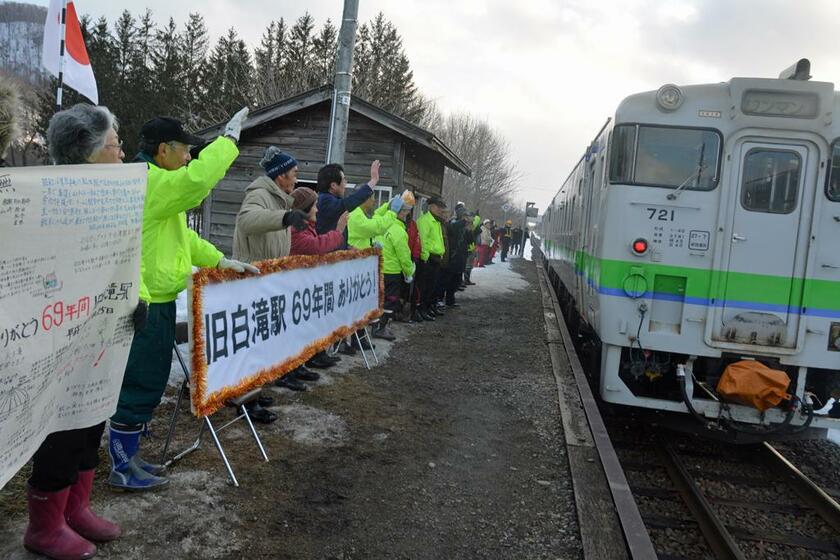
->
xmin=0 ymin=163 xmax=147 ymax=489
xmin=188 ymin=251 xmax=382 ymax=416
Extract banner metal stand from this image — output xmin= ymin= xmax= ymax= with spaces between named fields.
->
xmin=353 ymin=324 xmax=379 ymax=369
xmin=159 ymin=329 xmax=269 ymax=487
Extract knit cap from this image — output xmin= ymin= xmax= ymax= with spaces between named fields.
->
xmin=291 ymin=187 xmax=317 ymax=212
xmin=261 ymin=146 xmax=298 ymax=179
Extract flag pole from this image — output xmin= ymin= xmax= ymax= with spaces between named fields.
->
xmin=55 ymin=0 xmax=67 ymax=113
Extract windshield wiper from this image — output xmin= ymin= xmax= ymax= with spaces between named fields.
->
xmin=668 ymin=144 xmax=708 ymax=200
xmin=667 ymin=162 xmax=710 ymax=200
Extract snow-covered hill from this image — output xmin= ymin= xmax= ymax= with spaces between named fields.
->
xmin=0 ymin=3 xmax=47 ymax=83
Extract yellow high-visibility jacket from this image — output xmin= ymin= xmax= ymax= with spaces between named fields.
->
xmin=136 ymin=136 xmax=237 ymax=303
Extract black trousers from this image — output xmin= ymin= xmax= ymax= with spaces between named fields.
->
xmin=384 ymin=273 xmax=403 ymax=314
xmin=441 ymin=267 xmax=461 ymax=305
xmin=501 ymin=239 xmax=511 ymax=260
xmin=29 ymin=421 xmax=107 ymax=491
xmin=419 ymin=259 xmax=440 ymax=311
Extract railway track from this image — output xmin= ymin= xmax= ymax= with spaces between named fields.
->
xmin=617 ymin=435 xmax=840 ymax=559
xmin=536 ymin=250 xmax=840 ymax=559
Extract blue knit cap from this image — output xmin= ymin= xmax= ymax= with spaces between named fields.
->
xmin=262 ymin=148 xmax=298 ymax=179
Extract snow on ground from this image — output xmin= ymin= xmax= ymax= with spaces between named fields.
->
xmin=276 ymin=404 xmax=348 ymax=447
xmin=816 ymin=398 xmax=840 ymax=444
xmin=462 ymin=253 xmax=530 ymax=297
xmin=175 ymin=289 xmax=188 ymax=323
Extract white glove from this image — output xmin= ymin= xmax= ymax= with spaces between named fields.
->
xmin=218 ymin=257 xmax=260 ymax=274
xmin=404 ymin=275 xmax=414 ymax=284
xmin=224 ymin=107 xmax=249 ymax=142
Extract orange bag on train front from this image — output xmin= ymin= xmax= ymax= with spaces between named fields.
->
xmin=715 ymin=360 xmax=791 ymax=412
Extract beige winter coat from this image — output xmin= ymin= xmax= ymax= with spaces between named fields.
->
xmin=479 ymin=225 xmax=493 ymax=246
xmin=233 ymin=175 xmax=295 ymax=262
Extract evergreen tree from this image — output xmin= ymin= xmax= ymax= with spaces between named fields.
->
xmin=279 ymin=13 xmax=315 ymax=95
xmin=253 ymin=19 xmax=287 ymax=106
xmin=180 ymin=13 xmax=210 ymax=128
xmin=311 ymin=20 xmax=337 ymax=88
xmin=353 ymin=13 xmax=425 ymax=123
xmin=202 ymin=28 xmax=253 ymax=123
xmin=151 ymin=18 xmax=183 ymax=117
xmin=112 ymin=11 xmax=137 ymax=83
xmin=110 ymin=10 xmax=158 ymax=154
xmin=29 ymin=8 xmax=432 ymax=161
xmin=135 ymin=10 xmax=155 ymax=71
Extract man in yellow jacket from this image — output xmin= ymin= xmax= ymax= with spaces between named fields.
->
xmin=415 ymin=196 xmax=447 ymax=321
xmin=109 ymin=109 xmax=258 ymax=491
xmin=374 ymin=196 xmax=415 ymax=340
xmin=347 ymin=192 xmax=397 ymax=250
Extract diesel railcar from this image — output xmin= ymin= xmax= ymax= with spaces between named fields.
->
xmin=540 ymin=60 xmax=840 ymax=434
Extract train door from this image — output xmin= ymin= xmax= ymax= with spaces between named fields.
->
xmin=582 ymin=159 xmax=598 ymax=303
xmin=711 ymin=140 xmax=817 ymax=350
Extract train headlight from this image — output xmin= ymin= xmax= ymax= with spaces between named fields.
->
xmin=631 ymin=238 xmax=650 ymax=256
xmin=656 ymin=84 xmax=684 ymax=112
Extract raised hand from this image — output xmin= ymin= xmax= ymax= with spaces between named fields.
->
xmin=337 ymin=211 xmax=349 ymax=232
xmin=369 ymin=160 xmax=381 ymax=187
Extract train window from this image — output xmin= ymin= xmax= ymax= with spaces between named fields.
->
xmin=741 ymin=149 xmax=801 ymax=214
xmin=827 ymin=141 xmax=840 ymax=202
xmin=608 ymin=125 xmax=636 ymax=183
xmin=609 ymin=125 xmax=721 ymax=190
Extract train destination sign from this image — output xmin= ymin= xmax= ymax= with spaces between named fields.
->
xmin=741 ymin=90 xmax=819 ymax=118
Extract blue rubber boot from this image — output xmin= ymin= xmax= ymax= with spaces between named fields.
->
xmin=134 ymin=455 xmax=167 ymax=476
xmin=108 ymin=424 xmax=169 ymax=491
xmin=134 ymin=425 xmax=167 ymax=476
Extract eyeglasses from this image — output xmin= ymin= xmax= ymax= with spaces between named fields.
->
xmin=105 ymin=140 xmax=124 ymax=150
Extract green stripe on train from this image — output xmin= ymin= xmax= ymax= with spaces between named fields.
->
xmin=542 ymin=241 xmax=840 ymax=311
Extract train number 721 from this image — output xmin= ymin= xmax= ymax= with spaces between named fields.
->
xmin=646 ymin=208 xmax=675 ymax=221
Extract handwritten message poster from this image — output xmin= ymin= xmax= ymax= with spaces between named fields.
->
xmin=0 ymin=163 xmax=147 ymax=488
xmin=189 ymin=251 xmax=383 ymax=416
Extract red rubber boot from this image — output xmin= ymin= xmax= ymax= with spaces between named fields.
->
xmin=66 ymin=470 xmax=121 ymax=542
xmin=24 ymin=485 xmax=97 ymax=560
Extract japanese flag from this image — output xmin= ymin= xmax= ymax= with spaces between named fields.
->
xmin=42 ymin=0 xmax=99 ymax=104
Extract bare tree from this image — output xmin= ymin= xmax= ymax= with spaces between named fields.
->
xmin=432 ymin=112 xmax=521 ymax=221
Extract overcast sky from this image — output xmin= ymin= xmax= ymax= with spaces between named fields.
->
xmin=28 ymin=0 xmax=840 ymax=210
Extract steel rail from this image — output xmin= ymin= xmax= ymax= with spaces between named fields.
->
xmin=761 ymin=442 xmax=840 ymax=534
xmin=658 ymin=444 xmax=746 ymax=560
xmin=537 ymin=255 xmax=657 ymax=559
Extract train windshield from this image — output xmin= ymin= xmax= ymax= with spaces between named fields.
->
xmin=609 ymin=125 xmax=721 ymax=190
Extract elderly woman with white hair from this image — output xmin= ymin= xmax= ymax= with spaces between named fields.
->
xmin=22 ymin=103 xmax=126 ymax=560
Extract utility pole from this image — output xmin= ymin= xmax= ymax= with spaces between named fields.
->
xmin=326 ymin=0 xmax=359 ymax=165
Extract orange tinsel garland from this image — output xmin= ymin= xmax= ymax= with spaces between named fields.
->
xmin=190 ymin=248 xmax=384 ymax=417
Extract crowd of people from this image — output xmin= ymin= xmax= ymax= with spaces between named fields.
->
xmin=0 ymin=82 xmax=527 ymax=560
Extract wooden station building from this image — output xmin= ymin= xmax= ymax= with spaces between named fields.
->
xmin=196 ymin=85 xmax=471 ymax=256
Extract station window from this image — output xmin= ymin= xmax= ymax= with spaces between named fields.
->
xmin=827 ymin=141 xmax=840 ymax=202
xmin=608 ymin=124 xmax=721 ymax=190
xmin=741 ymin=149 xmax=801 ymax=214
